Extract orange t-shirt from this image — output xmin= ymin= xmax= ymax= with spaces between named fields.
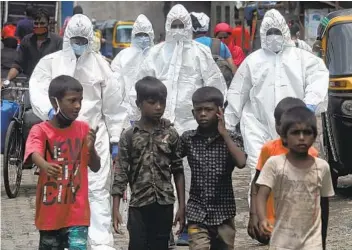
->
xmin=256 ymin=139 xmax=319 ymax=225
xmin=24 ymin=121 xmax=91 ymax=230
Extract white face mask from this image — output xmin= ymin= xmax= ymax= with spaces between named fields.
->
xmin=133 ymin=36 xmax=151 ymax=50
xmin=71 ymin=43 xmax=88 ymax=56
xmin=266 ymin=34 xmax=284 ymax=53
xmin=171 ymin=28 xmax=186 ymax=41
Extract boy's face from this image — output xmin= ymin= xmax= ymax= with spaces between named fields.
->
xmin=192 ymin=102 xmax=219 ymax=129
xmin=51 ymin=90 xmax=83 ymax=120
xmin=138 ymin=98 xmax=166 ymax=121
xmin=282 ymin=122 xmax=316 ymax=154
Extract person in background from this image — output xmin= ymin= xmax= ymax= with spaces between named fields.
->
xmin=256 ymin=106 xmax=334 ymax=250
xmin=224 ymin=9 xmax=329 ymax=203
xmin=137 ymin=4 xmax=227 ymax=246
xmin=111 ymin=14 xmax=155 ymax=125
xmin=180 ymin=87 xmax=246 ymax=250
xmin=247 ymin=97 xmax=319 ymax=245
xmin=16 ymin=6 xmax=34 ymax=41
xmin=29 ymin=14 xmax=127 ymax=250
xmin=3 ymin=8 xmax=62 ymax=87
xmin=231 ymin=20 xmax=251 ymax=53
xmin=59 ymin=5 xmax=83 ymax=37
xmin=289 ymin=21 xmax=313 ymax=52
xmin=24 ymin=75 xmax=100 ymax=250
xmin=1 ymin=37 xmax=18 ymax=79
xmin=1 ymin=24 xmax=18 ymax=79
xmin=190 ymin=12 xmax=236 ymax=73
xmin=112 ymin=76 xmax=185 ymax=250
xmin=214 ymin=22 xmax=246 ymax=67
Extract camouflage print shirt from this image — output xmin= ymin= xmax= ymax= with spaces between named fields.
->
xmin=111 ymin=121 xmax=183 ymax=207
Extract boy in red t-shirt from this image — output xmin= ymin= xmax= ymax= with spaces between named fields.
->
xmin=247 ymin=97 xmax=319 ymax=244
xmin=24 ymin=75 xmax=100 ymax=249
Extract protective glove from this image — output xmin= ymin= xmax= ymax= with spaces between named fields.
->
xmin=48 ymin=108 xmax=56 ymax=120
xmin=306 ymin=104 xmax=317 ymax=112
xmin=112 ymin=144 xmax=119 ymax=160
xmin=130 ymin=120 xmax=135 ymax=126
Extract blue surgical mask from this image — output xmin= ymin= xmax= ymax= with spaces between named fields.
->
xmin=71 ymin=43 xmax=88 ymax=56
xmin=133 ymin=36 xmax=150 ymax=50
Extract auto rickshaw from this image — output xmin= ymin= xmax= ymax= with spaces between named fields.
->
xmin=316 ymin=9 xmax=352 ymax=188
xmin=112 ymin=20 xmax=134 ymax=57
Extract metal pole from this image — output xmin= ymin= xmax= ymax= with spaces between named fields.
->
xmin=4 ymin=1 xmax=9 ymax=23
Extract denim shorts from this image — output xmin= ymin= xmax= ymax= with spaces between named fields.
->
xmin=39 ymin=226 xmax=88 ymax=250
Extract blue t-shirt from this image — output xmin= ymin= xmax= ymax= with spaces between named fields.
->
xmin=195 ymin=36 xmax=231 ymax=59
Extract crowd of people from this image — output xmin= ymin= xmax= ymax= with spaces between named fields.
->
xmin=1 ymin=3 xmax=334 ymax=250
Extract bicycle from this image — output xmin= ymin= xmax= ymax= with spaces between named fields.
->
xmin=2 ymin=79 xmax=37 ymax=198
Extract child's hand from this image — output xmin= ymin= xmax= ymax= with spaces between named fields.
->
xmin=87 ymin=127 xmax=98 ymax=153
xmin=173 ymin=207 xmax=185 ymax=235
xmin=42 ymin=162 xmax=62 ymax=179
xmin=259 ymin=218 xmax=273 ymax=237
xmin=160 ymin=118 xmax=173 ymax=128
xmin=113 ymin=209 xmax=124 ymax=235
xmin=217 ymin=107 xmax=227 ymax=137
xmin=248 ymin=214 xmax=260 ymax=239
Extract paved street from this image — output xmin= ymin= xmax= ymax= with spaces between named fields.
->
xmin=1 ymin=158 xmax=352 ymax=250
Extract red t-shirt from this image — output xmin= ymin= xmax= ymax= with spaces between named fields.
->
xmin=24 ymin=120 xmax=90 ymax=230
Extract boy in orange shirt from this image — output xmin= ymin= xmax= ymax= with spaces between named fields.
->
xmin=247 ymin=97 xmax=318 ymax=244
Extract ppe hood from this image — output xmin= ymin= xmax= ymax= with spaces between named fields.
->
xmin=190 ymin=12 xmax=210 ymax=33
xmin=165 ymin=4 xmax=192 ymax=42
xmin=260 ymin=9 xmax=293 ymax=50
xmin=63 ymin=14 xmax=94 ymax=55
xmin=132 ymin=14 xmax=155 ymax=45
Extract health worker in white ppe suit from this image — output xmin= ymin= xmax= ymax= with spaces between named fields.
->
xmin=29 ymin=14 xmax=127 ymax=250
xmin=138 ymin=4 xmax=227 ymax=134
xmin=225 ymin=9 xmax=329 ymax=185
xmin=111 ymin=14 xmax=154 ymax=124
xmin=137 ymin=4 xmax=227 ymax=245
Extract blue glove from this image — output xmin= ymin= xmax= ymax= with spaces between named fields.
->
xmin=48 ymin=108 xmax=56 ymax=120
xmin=306 ymin=104 xmax=317 ymax=112
xmin=112 ymin=144 xmax=119 ymax=159
xmin=130 ymin=120 xmax=135 ymax=126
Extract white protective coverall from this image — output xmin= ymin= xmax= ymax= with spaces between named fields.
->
xmin=111 ymin=14 xmax=154 ymax=124
xmin=29 ymin=14 xmax=126 ymax=250
xmin=225 ymin=9 xmax=329 ymax=181
xmin=138 ymin=4 xmax=227 ymax=203
xmin=295 ymin=38 xmax=313 ymax=53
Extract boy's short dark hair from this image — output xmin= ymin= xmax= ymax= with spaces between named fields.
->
xmin=192 ymin=86 xmax=224 ymax=107
xmin=135 ymin=76 xmax=167 ymax=103
xmin=274 ymin=97 xmax=306 ymax=125
xmin=73 ymin=5 xmax=83 ymax=15
xmin=280 ymin=106 xmax=318 ymax=138
xmin=35 ymin=8 xmax=50 ymax=22
xmin=48 ymin=75 xmax=83 ymax=100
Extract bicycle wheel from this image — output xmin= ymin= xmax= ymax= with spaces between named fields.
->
xmin=3 ymin=120 xmax=24 ymax=198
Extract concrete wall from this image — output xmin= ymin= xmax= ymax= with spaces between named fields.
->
xmin=76 ymin=1 xmax=211 ymax=41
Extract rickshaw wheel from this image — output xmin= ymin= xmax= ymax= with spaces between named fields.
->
xmin=3 ymin=121 xmax=23 ymax=198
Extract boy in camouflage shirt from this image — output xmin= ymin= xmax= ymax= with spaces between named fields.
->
xmin=112 ymin=76 xmax=185 ymax=250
